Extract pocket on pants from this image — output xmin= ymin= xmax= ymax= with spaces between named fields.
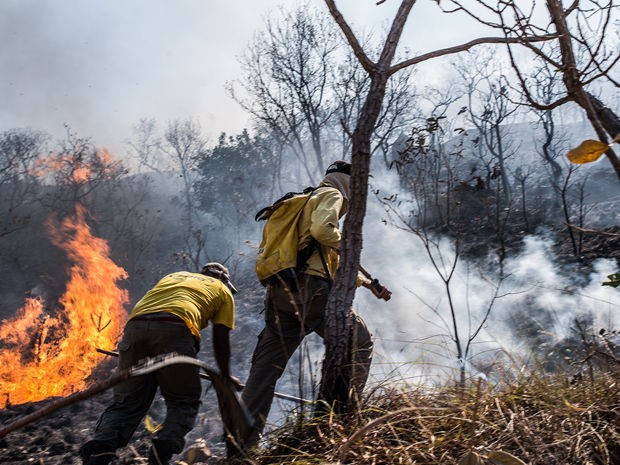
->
xmin=116 ymin=337 xmax=138 ymax=371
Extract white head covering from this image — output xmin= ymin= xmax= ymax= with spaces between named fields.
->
xmin=319 ymin=171 xmax=351 ymax=214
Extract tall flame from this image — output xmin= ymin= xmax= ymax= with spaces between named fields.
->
xmin=0 ymin=205 xmax=128 ymax=406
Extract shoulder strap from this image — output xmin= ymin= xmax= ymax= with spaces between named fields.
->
xmin=316 ymin=242 xmax=332 ymax=285
xmin=294 ymin=188 xmax=332 ymax=284
xmin=255 ymin=186 xmax=317 ymax=222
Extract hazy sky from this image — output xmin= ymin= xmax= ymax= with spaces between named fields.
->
xmin=0 ymin=0 xmax=481 ymax=155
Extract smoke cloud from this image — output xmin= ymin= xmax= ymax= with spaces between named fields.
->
xmin=356 ymin=167 xmax=620 ymax=386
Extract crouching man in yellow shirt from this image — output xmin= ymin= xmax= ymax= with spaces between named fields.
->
xmin=80 ymin=263 xmax=240 ymax=465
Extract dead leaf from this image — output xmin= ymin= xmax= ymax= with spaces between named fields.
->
xmin=144 ymin=414 xmax=162 ymax=433
xmin=487 ymin=450 xmax=527 ymax=465
xmin=566 ymin=139 xmax=609 ymax=164
xmin=459 ymin=451 xmax=484 ymax=465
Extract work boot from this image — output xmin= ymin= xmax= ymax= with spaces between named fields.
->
xmin=79 ymin=440 xmax=116 ymax=465
xmin=148 ymin=438 xmax=177 ymax=465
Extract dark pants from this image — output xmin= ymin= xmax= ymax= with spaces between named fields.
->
xmin=86 ymin=317 xmax=202 ymax=456
xmin=242 ymin=274 xmax=373 ymax=439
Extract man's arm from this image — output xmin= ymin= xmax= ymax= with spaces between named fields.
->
xmin=309 ymin=188 xmax=344 ymax=249
xmin=212 ymin=324 xmax=242 ymax=390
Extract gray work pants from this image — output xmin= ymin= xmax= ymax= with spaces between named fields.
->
xmin=242 ymin=274 xmax=373 ymax=435
xmin=89 ymin=317 xmax=202 ymax=454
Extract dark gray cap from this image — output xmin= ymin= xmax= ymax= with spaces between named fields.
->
xmin=201 ymin=262 xmax=238 ymax=294
xmin=325 ymin=160 xmax=351 ymax=176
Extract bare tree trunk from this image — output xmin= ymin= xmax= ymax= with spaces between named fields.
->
xmin=318 ymin=0 xmax=415 ymax=413
xmin=319 ymin=74 xmax=387 ymax=410
xmin=317 ymin=0 xmax=566 ymax=412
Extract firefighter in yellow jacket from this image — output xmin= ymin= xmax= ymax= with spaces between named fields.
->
xmin=242 ymin=160 xmax=392 ymax=448
xmin=80 ymin=263 xmax=240 ymax=465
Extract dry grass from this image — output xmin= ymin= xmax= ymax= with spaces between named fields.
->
xmin=245 ymin=370 xmax=620 ymax=465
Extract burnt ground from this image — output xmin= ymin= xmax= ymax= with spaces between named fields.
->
xmin=1 ymin=392 xmax=117 ymax=465
xmin=0 ymin=352 xmax=244 ymax=465
xmin=0 ymin=387 xmax=232 ymax=465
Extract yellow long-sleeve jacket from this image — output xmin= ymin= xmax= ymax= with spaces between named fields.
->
xmin=297 ymin=186 xmax=344 ymax=279
xmin=297 ymin=184 xmax=363 ymax=287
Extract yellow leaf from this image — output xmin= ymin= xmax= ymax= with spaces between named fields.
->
xmin=487 ymin=450 xmax=527 ymax=465
xmin=566 ymin=139 xmax=609 ymax=164
xmin=563 ymin=398 xmax=587 ymax=412
xmin=183 ymin=440 xmax=211 ymax=464
xmin=144 ymin=414 xmax=162 ymax=433
xmin=459 ymin=451 xmax=484 ymax=465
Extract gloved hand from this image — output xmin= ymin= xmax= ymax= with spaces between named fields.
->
xmin=363 ymin=278 xmax=392 ymax=301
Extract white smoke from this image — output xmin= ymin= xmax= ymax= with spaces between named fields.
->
xmin=356 ymin=165 xmax=620 ymax=387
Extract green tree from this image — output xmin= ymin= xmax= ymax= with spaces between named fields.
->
xmin=194 ymin=129 xmax=278 ymax=254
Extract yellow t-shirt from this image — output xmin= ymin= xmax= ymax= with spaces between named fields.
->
xmin=130 ymin=271 xmax=235 ymax=340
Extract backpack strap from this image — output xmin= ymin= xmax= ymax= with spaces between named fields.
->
xmin=295 ymin=187 xmax=333 ymax=285
xmin=255 ymin=186 xmax=317 ymax=222
xmin=316 ymin=242 xmax=332 ymax=286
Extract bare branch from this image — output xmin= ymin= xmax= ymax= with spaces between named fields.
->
xmin=564 ymin=0 xmax=581 ymax=17
xmin=377 ymin=0 xmax=416 ymax=69
xmin=547 ymin=0 xmax=620 ymax=178
xmin=389 ymin=34 xmax=556 ymax=75
xmin=600 ymin=72 xmax=620 ymax=88
xmin=582 ymin=53 xmax=620 ymax=86
xmin=503 ymin=40 xmax=575 ymax=111
xmin=566 ymin=224 xmax=620 ymax=237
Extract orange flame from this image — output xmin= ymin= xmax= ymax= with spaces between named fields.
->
xmin=31 ymin=153 xmax=91 ymax=183
xmin=0 ymin=205 xmax=128 ymax=406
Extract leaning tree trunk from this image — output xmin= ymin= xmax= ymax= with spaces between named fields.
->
xmin=546 ymin=0 xmax=620 ymax=181
xmin=318 ymin=0 xmax=415 ymax=413
xmin=588 ymin=93 xmax=620 ymax=142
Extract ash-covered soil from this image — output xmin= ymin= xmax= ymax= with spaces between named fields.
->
xmin=0 ymin=380 xmax=232 ymax=465
xmin=1 ymin=392 xmax=117 ymax=465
